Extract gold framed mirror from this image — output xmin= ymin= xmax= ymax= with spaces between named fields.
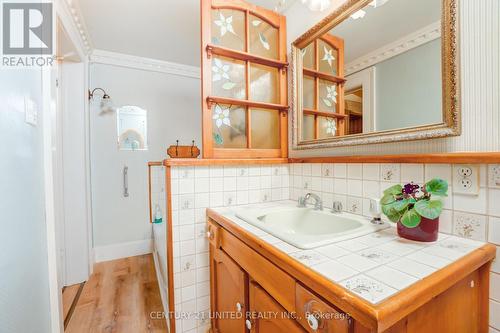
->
xmin=291 ymin=0 xmax=460 ymax=149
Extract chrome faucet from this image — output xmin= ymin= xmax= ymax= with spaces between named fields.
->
xmin=303 ymin=193 xmax=323 ymax=211
xmin=331 ymin=201 xmax=343 ymax=213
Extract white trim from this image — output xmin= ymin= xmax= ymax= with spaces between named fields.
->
xmin=90 ymin=49 xmax=201 ymax=79
xmin=55 ymin=0 xmax=92 ymax=56
xmin=345 ymin=21 xmax=441 ymax=75
xmin=152 ymin=250 xmax=170 ymax=330
xmin=41 ymin=68 xmax=64 ymax=333
xmin=345 ymin=67 xmax=376 ymax=133
xmin=94 ymin=239 xmax=153 ymax=263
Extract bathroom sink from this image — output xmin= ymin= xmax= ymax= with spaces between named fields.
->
xmin=235 ymin=206 xmax=389 ymax=249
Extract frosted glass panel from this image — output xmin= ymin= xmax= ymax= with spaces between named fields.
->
xmin=318 ymin=39 xmax=338 ymax=76
xmin=302 ymin=75 xmax=315 ymax=109
xmin=318 ymin=117 xmax=337 ymax=138
xmin=211 ymin=9 xmax=245 ymax=51
xmin=212 ymin=104 xmax=247 ymax=148
xmin=249 ymin=14 xmax=278 ymax=59
xmin=212 ymin=56 xmax=246 ymax=99
xmin=250 ymin=63 xmax=279 ymax=104
xmin=318 ymin=79 xmax=337 ymax=113
xmin=301 ymin=42 xmax=315 ymax=70
xmin=302 ymin=115 xmax=315 ymax=141
xmin=251 ymin=108 xmax=280 ymax=149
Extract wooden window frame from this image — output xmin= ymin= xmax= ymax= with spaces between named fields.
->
xmin=302 ymin=34 xmax=345 ymax=140
xmin=201 ymin=0 xmax=288 ymax=159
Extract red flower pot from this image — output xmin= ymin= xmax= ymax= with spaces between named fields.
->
xmin=397 ymin=217 xmax=439 ymax=242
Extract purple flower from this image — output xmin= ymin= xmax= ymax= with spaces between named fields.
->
xmin=403 ymin=182 xmax=420 ymax=195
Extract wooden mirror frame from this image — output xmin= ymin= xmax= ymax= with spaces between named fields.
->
xmin=291 ymin=0 xmax=461 ymax=149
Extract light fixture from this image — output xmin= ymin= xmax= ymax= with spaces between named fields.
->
xmin=350 ymin=9 xmax=366 ymax=19
xmin=88 ymin=87 xmax=114 ymax=113
xmin=301 ymin=0 xmax=331 ymax=12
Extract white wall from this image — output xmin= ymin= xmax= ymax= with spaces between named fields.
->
xmin=89 ymin=62 xmax=201 ymax=250
xmin=285 ymin=0 xmax=500 ymax=156
xmin=0 ymin=69 xmax=52 ymax=332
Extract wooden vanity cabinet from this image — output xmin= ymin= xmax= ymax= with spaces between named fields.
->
xmin=249 ymin=282 xmax=306 ymax=333
xmin=207 ymin=216 xmax=495 ymax=333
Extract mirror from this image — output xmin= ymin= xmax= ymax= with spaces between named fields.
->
xmin=291 ymin=0 xmax=460 ymax=149
xmin=117 ymin=105 xmax=148 ymax=151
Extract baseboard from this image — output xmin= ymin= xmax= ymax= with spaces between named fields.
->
xmin=94 ymin=239 xmax=153 ymax=263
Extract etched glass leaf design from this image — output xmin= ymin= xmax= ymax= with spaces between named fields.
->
xmin=222 ymin=82 xmax=236 ymax=90
xmin=259 ymin=33 xmax=270 ymax=50
xmin=322 ymin=98 xmax=332 ymax=107
xmin=252 ymin=20 xmax=261 ymax=26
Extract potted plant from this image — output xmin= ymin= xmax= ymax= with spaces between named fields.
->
xmin=381 ymin=178 xmax=448 ymax=242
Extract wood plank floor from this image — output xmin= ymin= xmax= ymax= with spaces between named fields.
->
xmin=66 ymin=254 xmax=167 ymax=333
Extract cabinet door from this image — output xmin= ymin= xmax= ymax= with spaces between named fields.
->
xmin=249 ymin=282 xmax=306 ymax=333
xmin=211 ymin=248 xmax=248 ymax=333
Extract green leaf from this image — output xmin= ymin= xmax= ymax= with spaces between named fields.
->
xmin=380 ymin=194 xmax=396 ymax=205
xmin=392 ymin=198 xmax=412 ymax=212
xmin=425 ymin=178 xmax=448 ymax=197
xmin=383 ymin=184 xmax=403 ymax=196
xmin=222 ymin=82 xmax=236 ymax=90
xmin=414 ymin=200 xmax=443 ymax=219
xmin=322 ymin=98 xmax=332 ymax=107
xmin=401 ymin=208 xmax=421 ymax=228
xmin=213 ymin=133 xmax=223 ymax=145
xmin=382 ymin=201 xmax=402 ymax=222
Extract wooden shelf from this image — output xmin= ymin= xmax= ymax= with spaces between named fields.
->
xmin=303 ymin=68 xmax=346 ymax=84
xmin=303 ymin=109 xmax=346 ymax=119
xmin=207 ymin=96 xmax=289 ymax=111
xmin=206 ymin=44 xmax=288 ymax=69
xmin=163 ymin=158 xmax=288 ymax=166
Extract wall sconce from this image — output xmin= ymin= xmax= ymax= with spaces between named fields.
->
xmin=301 ymin=0 xmax=331 ymax=12
xmin=88 ymin=87 xmax=114 ymax=113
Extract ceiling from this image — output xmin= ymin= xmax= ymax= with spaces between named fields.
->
xmin=77 ymin=0 xmax=296 ymax=67
xmin=331 ymin=0 xmax=441 ymax=63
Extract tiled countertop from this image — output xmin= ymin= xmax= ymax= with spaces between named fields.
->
xmin=210 ymin=201 xmax=487 ymax=304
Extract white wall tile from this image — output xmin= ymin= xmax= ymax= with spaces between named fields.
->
xmin=362 ymin=180 xmax=380 ymax=199
xmin=425 ymin=164 xmax=452 ymax=183
xmin=334 ymin=178 xmax=347 ymax=195
xmin=322 ymin=163 xmax=334 ymax=177
xmin=334 ymin=163 xmax=347 ymax=178
xmin=380 ymin=164 xmax=401 ymax=182
xmin=491 ymin=273 xmax=500 ymax=302
xmin=347 ymin=179 xmax=363 ymax=196
xmin=490 ymin=300 xmax=500 ymax=330
xmin=489 ymin=189 xmax=500 ymax=217
xmin=489 ymin=217 xmax=500 ymax=245
xmin=363 ymin=164 xmax=380 ymax=181
xmin=401 ymin=164 xmax=424 ymax=183
xmin=347 ymin=163 xmax=363 ymax=179
xmin=453 ymin=188 xmax=488 ymax=215
xmin=453 ymin=211 xmax=487 ymax=241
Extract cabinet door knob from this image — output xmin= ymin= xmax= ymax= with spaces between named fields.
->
xmin=206 ymin=231 xmax=213 ymax=239
xmin=236 ymin=302 xmax=243 ymax=312
xmin=306 ymin=313 xmax=319 ymax=331
xmin=245 ymin=319 xmax=252 ymax=330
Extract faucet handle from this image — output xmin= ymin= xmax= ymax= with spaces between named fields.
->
xmin=369 ymin=198 xmax=384 ymax=224
xmin=331 ymin=201 xmax=343 ymax=213
xmin=297 ymin=196 xmax=306 ymax=207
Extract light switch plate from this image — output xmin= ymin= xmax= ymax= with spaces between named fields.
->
xmin=453 ymin=164 xmax=479 ymax=195
xmin=24 ymin=97 xmax=38 ymax=126
xmin=489 ymin=165 xmax=500 ymax=188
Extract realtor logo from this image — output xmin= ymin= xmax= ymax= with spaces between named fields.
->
xmin=2 ymin=2 xmax=53 ymax=55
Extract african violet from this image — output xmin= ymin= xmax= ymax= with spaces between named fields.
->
xmin=381 ymin=178 xmax=448 ymax=228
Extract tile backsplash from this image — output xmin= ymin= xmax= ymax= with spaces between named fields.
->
xmin=166 ymin=162 xmax=500 ymax=333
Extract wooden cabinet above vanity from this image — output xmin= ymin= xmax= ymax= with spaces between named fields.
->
xmin=206 ymin=208 xmax=496 ymax=333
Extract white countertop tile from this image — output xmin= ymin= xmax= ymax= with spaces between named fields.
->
xmin=290 ymin=250 xmax=330 ymax=266
xmin=336 ymin=253 xmax=380 ymax=272
xmin=365 ymin=266 xmax=419 ymax=290
xmin=386 ymin=258 xmax=437 ymax=279
xmin=311 ymin=260 xmax=359 ymax=282
xmin=406 ymin=251 xmax=453 ymax=269
xmin=315 ymin=244 xmax=350 ymax=259
xmin=340 ymin=274 xmax=398 ymax=304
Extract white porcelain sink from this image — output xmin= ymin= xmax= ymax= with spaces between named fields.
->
xmin=235 ymin=206 xmax=389 ymax=249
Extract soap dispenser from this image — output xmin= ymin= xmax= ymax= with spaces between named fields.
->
xmin=153 ymin=204 xmax=163 ymax=224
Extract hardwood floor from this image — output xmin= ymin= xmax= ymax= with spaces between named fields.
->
xmin=66 ymin=254 xmax=167 ymax=333
xmin=63 ymin=282 xmax=85 ymax=328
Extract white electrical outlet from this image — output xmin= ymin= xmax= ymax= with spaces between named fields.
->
xmin=489 ymin=165 xmax=500 ymax=188
xmin=453 ymin=164 xmax=479 ymax=195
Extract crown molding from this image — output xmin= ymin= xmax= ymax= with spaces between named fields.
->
xmin=345 ymin=21 xmax=441 ymax=75
xmin=90 ymin=49 xmax=201 ymax=79
xmin=57 ymin=0 xmax=93 ymax=56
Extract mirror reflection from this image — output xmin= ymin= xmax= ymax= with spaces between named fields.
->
xmin=117 ymin=105 xmax=148 ymax=151
xmin=298 ymin=0 xmax=443 ymax=142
